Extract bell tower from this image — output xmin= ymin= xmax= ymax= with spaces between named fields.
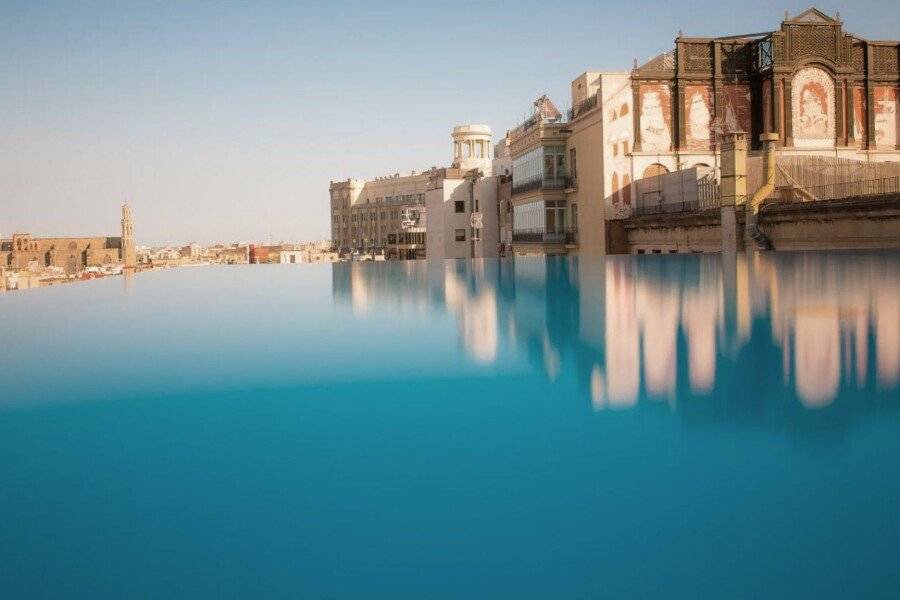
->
xmin=121 ymin=203 xmax=136 ymax=269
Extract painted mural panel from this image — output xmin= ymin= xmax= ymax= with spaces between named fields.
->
xmin=873 ymin=86 xmax=898 ymax=149
xmin=722 ymin=84 xmax=752 ymax=134
xmin=854 ymin=86 xmax=866 ymax=147
xmin=684 ymin=85 xmax=712 ymax=150
xmin=791 ymin=67 xmax=835 ymax=148
xmin=639 ymin=84 xmax=672 ymax=152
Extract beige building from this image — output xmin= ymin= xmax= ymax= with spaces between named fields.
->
xmin=330 ymin=124 xmax=502 ymax=261
xmin=1 ymin=204 xmax=136 ymax=274
xmin=506 ymin=8 xmax=899 ymax=255
xmin=329 ymin=172 xmax=429 ymax=259
xmin=508 ymin=96 xmax=575 ymax=256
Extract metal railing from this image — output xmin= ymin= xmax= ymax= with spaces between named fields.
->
xmin=698 ymin=178 xmax=721 ymax=209
xmin=512 ymin=228 xmax=569 ymax=244
xmin=633 ymin=199 xmax=701 ymax=216
xmin=567 ymin=94 xmax=598 ymax=120
xmin=799 ymin=176 xmax=900 ymax=202
xmin=511 ymin=178 xmax=567 ymax=195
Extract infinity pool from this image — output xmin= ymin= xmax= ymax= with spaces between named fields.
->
xmin=2 ymin=252 xmax=898 ymax=598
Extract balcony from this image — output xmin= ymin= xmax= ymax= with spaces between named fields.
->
xmin=512 ymin=228 xmax=576 ymax=244
xmin=511 ymin=178 xmax=567 ymax=196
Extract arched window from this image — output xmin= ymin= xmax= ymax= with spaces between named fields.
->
xmin=611 ymin=172 xmax=620 ymax=203
xmin=622 ymin=174 xmax=632 ymax=205
xmin=619 ymin=104 xmax=629 ymax=117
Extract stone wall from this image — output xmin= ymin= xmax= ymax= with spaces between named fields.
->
xmin=622 ymin=195 xmax=900 ymax=253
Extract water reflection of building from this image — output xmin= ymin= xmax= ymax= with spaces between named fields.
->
xmin=330 ymin=253 xmax=900 ymax=430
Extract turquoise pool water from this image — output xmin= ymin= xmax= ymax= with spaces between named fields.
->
xmin=1 ymin=252 xmax=899 ymax=598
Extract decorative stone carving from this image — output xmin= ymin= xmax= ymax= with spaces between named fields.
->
xmin=684 ymin=43 xmax=713 ymax=72
xmin=790 ymin=25 xmax=837 ymax=61
xmin=874 ymin=46 xmax=899 ymax=74
xmin=791 ymin=67 xmax=835 ymax=147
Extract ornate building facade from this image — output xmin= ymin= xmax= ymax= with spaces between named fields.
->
xmin=604 ymin=8 xmax=899 ymax=221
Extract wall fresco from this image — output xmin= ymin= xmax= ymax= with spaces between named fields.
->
xmin=722 ymin=84 xmax=752 ymax=134
xmin=684 ymin=85 xmax=713 ymax=150
xmin=873 ymin=86 xmax=898 ymax=149
xmin=791 ymin=67 xmax=835 ymax=147
xmin=639 ymin=84 xmax=672 ymax=152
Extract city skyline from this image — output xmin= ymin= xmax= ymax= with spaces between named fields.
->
xmin=4 ymin=0 xmax=898 ymax=245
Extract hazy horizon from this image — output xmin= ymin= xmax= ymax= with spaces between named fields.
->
xmin=3 ymin=0 xmax=896 ymax=246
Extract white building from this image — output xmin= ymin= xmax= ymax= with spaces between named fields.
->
xmin=425 ymin=125 xmax=502 ymax=260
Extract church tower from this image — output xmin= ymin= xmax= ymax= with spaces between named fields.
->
xmin=121 ymin=203 xmax=136 ymax=269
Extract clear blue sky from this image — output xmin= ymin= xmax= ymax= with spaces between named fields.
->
xmin=1 ymin=0 xmax=895 ymax=245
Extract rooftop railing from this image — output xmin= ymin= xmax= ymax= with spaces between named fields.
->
xmin=567 ymin=94 xmax=598 ymax=120
xmin=799 ymin=176 xmax=900 ymax=202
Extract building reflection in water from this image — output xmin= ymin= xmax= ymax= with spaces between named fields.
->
xmin=332 ymin=252 xmax=899 ymax=418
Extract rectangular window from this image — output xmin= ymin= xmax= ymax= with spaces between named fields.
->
xmin=455 ymin=200 xmax=465 ymax=213
xmin=455 ymin=229 xmax=466 ymax=242
xmin=570 ymin=148 xmax=577 ymax=177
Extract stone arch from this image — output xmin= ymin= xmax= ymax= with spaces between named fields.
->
xmin=642 ymin=163 xmax=669 ymax=178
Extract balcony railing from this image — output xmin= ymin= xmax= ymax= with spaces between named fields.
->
xmin=511 ymin=178 xmax=567 ymax=195
xmin=512 ymin=228 xmax=575 ymax=244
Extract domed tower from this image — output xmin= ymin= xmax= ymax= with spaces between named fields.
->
xmin=451 ymin=124 xmax=492 ymax=175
